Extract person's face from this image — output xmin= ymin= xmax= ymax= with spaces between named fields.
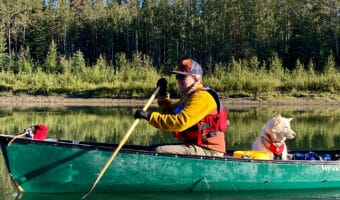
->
xmin=176 ymin=74 xmax=196 ymax=93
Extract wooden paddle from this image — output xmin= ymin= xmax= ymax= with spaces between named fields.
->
xmin=82 ymin=87 xmax=160 ymax=199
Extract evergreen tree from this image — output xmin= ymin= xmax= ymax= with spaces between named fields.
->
xmin=0 ymin=0 xmax=338 ymax=73
xmin=59 ymin=55 xmax=71 ymax=75
xmin=71 ymin=50 xmax=85 ymax=75
xmin=269 ymin=52 xmax=285 ymax=77
xmin=0 ymin=31 xmax=9 ymax=72
xmin=324 ymin=54 xmax=336 ymax=76
xmin=18 ymin=47 xmax=33 ymax=74
xmin=44 ymin=40 xmax=58 ymax=74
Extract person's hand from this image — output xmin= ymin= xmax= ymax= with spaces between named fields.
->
xmin=157 ymin=78 xmax=167 ymax=96
xmin=134 ymin=110 xmax=150 ymax=121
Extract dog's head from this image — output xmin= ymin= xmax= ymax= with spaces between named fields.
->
xmin=263 ymin=114 xmax=296 ymax=143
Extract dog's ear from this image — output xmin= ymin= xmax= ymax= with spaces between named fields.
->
xmin=274 ymin=114 xmax=282 ymax=126
xmin=288 ymin=118 xmax=293 ymax=122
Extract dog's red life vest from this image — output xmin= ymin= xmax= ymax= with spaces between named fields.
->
xmin=261 ymin=134 xmax=284 ymax=155
xmin=267 ymin=141 xmax=284 ymax=155
xmin=172 ymin=87 xmax=228 ymax=152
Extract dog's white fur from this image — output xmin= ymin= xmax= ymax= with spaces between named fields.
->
xmin=252 ymin=114 xmax=296 ymax=160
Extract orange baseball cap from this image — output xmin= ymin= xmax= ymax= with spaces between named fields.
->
xmin=171 ymin=59 xmax=203 ymax=75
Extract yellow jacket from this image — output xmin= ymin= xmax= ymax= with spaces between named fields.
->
xmin=149 ymin=84 xmax=226 ymax=152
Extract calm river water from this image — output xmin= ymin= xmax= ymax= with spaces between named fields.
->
xmin=0 ymin=104 xmax=339 ymax=199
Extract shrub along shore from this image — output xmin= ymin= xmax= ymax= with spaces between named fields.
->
xmin=0 ymin=53 xmax=339 ymax=102
xmin=0 ymin=95 xmax=338 ymax=109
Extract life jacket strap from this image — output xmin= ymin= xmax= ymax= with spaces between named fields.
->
xmin=201 ymin=131 xmax=222 ymax=141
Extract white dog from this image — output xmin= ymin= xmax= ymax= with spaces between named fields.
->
xmin=252 ymin=114 xmax=296 ymax=160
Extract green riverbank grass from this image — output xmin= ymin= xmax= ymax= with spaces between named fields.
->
xmin=0 ymin=54 xmax=339 ymax=100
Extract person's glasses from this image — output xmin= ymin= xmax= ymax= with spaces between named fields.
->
xmin=176 ymin=74 xmax=188 ymax=80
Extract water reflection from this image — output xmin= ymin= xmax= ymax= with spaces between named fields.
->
xmin=0 ymin=106 xmax=339 ymax=150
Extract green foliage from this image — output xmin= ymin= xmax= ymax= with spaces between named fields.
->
xmin=269 ymin=52 xmax=285 ymax=77
xmin=321 ymin=54 xmax=339 ymax=93
xmin=18 ymin=47 xmax=33 ymax=74
xmin=71 ymin=50 xmax=85 ymax=75
xmin=0 ymin=52 xmax=338 ymax=99
xmin=113 ymin=52 xmax=159 ymax=97
xmin=59 ymin=56 xmax=71 ymax=74
xmin=44 ymin=40 xmax=58 ymax=74
xmin=90 ymin=54 xmax=112 ymax=84
xmin=0 ymin=1 xmax=339 ymax=74
xmin=324 ymin=54 xmax=336 ymax=75
xmin=115 ymin=53 xmax=157 ymax=82
xmin=0 ymin=31 xmax=9 ymax=72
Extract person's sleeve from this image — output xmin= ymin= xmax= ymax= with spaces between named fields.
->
xmin=157 ymin=92 xmax=180 ymax=114
xmin=149 ymin=91 xmax=216 ymax=132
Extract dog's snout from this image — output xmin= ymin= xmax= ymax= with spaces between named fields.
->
xmin=288 ymin=132 xmax=296 ymax=139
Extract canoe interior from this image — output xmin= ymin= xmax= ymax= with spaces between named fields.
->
xmin=57 ymin=139 xmax=340 ymax=161
xmin=4 ymin=136 xmax=337 ymax=161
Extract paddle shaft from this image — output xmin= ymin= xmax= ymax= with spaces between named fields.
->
xmin=82 ymin=87 xmax=160 ymax=199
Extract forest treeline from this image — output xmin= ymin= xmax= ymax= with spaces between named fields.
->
xmin=0 ymin=0 xmax=339 ymax=99
xmin=1 ymin=0 xmax=340 ymax=71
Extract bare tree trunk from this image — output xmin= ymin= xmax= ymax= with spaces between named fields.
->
xmin=111 ymin=31 xmax=114 ymax=67
xmin=7 ymin=27 xmax=11 ymax=57
xmin=135 ymin=29 xmax=138 ymax=51
xmin=335 ymin=4 xmax=339 ymax=60
xmin=64 ymin=29 xmax=67 ymax=54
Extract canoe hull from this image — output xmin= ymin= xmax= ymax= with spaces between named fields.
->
xmin=1 ymin=135 xmax=339 ymax=193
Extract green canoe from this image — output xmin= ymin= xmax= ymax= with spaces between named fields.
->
xmin=0 ymin=134 xmax=339 ymax=193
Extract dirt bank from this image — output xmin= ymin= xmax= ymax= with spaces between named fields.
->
xmin=0 ymin=95 xmax=339 ymax=109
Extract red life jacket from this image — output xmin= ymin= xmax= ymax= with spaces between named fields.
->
xmin=172 ymin=87 xmax=228 ymax=151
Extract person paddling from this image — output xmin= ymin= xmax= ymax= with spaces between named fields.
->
xmin=134 ymin=59 xmax=228 ymax=157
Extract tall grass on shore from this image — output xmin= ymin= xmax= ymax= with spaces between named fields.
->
xmin=205 ymin=54 xmax=339 ymax=99
xmin=0 ymin=53 xmax=338 ymax=99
